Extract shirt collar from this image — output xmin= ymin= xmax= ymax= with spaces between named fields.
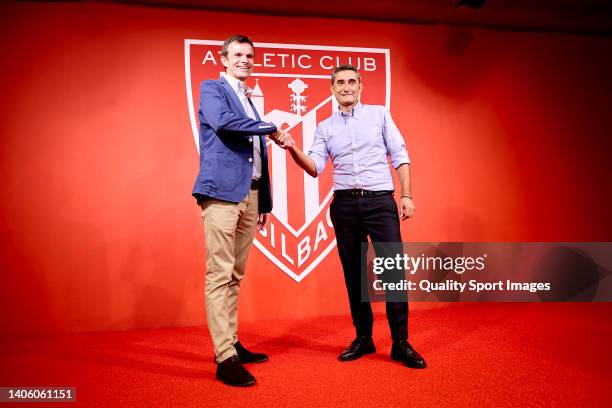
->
xmin=222 ymin=73 xmax=248 ymax=96
xmin=337 ymin=101 xmax=363 ymax=119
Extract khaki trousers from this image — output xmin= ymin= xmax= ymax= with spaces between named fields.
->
xmin=201 ymin=188 xmax=259 ymax=363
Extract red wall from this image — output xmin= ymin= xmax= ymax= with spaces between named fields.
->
xmin=0 ymin=1 xmax=610 ymax=338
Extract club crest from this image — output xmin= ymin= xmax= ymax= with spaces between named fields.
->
xmin=185 ymin=39 xmax=390 ymax=281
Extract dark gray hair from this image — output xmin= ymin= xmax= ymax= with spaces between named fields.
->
xmin=331 ymin=64 xmax=361 ymax=84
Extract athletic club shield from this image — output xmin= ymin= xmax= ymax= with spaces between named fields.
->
xmin=185 ymin=39 xmax=390 ymax=282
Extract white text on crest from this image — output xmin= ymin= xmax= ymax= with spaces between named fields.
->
xmin=201 ymin=51 xmax=377 ymax=71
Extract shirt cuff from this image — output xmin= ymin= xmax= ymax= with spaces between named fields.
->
xmin=309 ymin=153 xmax=326 ymax=176
xmin=391 ymin=150 xmax=410 ymax=168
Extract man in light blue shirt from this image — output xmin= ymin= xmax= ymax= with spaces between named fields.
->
xmin=275 ymin=64 xmax=426 ymax=369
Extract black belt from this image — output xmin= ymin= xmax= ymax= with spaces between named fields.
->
xmin=334 ymin=189 xmax=393 ymax=198
xmin=250 ymin=179 xmax=259 ymax=190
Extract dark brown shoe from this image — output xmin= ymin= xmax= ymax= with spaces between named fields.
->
xmin=390 ymin=340 xmax=426 ymax=369
xmin=338 ymin=336 xmax=376 ymax=361
xmin=216 ymin=354 xmax=256 ymax=386
xmin=234 ymin=341 xmax=269 ymax=364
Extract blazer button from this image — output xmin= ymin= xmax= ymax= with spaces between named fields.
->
xmin=248 ymin=137 xmax=253 ymax=142
xmin=248 ymin=157 xmax=253 ymax=163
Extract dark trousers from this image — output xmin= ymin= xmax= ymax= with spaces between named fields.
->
xmin=330 ymin=192 xmax=408 ymax=342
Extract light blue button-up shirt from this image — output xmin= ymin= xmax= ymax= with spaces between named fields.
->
xmin=308 ymin=102 xmax=410 ymax=191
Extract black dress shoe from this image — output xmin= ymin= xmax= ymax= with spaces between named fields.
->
xmin=338 ymin=336 xmax=376 ymax=361
xmin=234 ymin=341 xmax=269 ymax=363
xmin=390 ymin=340 xmax=427 ymax=369
xmin=216 ymin=354 xmax=256 ymax=386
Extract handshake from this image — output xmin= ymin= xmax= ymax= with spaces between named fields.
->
xmin=268 ymin=127 xmax=294 ymax=150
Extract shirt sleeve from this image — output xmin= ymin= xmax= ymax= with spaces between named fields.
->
xmin=308 ymin=124 xmax=329 ymax=176
xmin=382 ymin=108 xmax=410 ymax=168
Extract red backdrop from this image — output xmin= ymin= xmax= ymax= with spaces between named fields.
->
xmin=0 ymin=1 xmax=610 ymax=338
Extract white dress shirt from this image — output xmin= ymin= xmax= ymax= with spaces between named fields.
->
xmin=223 ymin=74 xmax=262 ymax=180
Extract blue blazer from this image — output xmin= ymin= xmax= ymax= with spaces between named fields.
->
xmin=192 ymin=77 xmax=276 ymax=213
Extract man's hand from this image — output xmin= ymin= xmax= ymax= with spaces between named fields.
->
xmin=269 ymin=129 xmax=294 ymax=149
xmin=399 ymin=197 xmax=415 ymax=220
xmin=256 ymin=213 xmax=270 ymax=231
xmin=276 ymin=132 xmax=294 ymax=149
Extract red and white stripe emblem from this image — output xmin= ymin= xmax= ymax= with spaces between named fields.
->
xmin=186 ymin=40 xmax=390 ymax=281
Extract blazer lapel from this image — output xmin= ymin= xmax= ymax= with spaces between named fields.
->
xmin=219 ymin=77 xmax=268 ymax=163
xmin=219 ymin=77 xmax=247 ymax=116
xmin=249 ymin=99 xmax=269 ymax=163
xmin=248 ymin=98 xmax=262 ymax=121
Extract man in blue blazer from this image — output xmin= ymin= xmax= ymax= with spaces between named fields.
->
xmin=192 ymin=34 xmax=286 ymax=387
